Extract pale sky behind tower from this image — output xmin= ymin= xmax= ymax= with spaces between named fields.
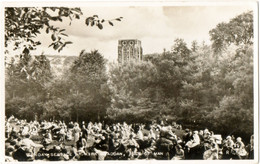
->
xmin=7 ymin=4 xmax=254 ymax=62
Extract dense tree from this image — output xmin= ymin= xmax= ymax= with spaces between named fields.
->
xmin=171 ymin=38 xmax=191 ymax=59
xmin=206 ymin=45 xmax=253 ymax=138
xmin=209 ymin=11 xmax=253 ymax=53
xmin=5 ymin=54 xmax=52 ymax=98
xmin=67 ymin=50 xmax=111 ymax=122
xmin=107 ymin=61 xmax=158 ymax=123
xmin=5 ymin=54 xmax=52 ymax=120
xmin=191 ymin=40 xmax=199 ymax=52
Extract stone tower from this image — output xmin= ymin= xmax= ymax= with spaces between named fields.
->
xmin=118 ymin=39 xmax=143 ymax=64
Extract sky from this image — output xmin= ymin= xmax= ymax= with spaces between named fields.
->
xmin=8 ymin=4 xmax=254 ymax=62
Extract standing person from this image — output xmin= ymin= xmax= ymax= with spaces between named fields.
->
xmin=248 ymin=135 xmax=254 ymax=159
xmin=5 ymin=121 xmax=13 ymax=138
xmin=73 ymin=123 xmax=81 ymax=144
xmin=59 ymin=126 xmax=66 ymax=143
xmin=135 ymin=127 xmax=144 ymax=149
xmin=66 ymin=128 xmax=73 ymax=141
xmin=198 ymin=130 xmax=204 ymax=143
xmin=136 ymin=128 xmax=144 ymax=140
xmin=148 ymin=128 xmax=156 ymax=140
xmin=81 ymin=121 xmax=88 ymax=140
xmin=76 ymin=134 xmax=88 ymax=150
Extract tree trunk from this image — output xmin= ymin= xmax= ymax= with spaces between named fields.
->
xmin=76 ymin=108 xmax=79 ymax=122
xmin=97 ymin=108 xmax=100 ymax=122
xmin=76 ymin=90 xmax=79 ymax=122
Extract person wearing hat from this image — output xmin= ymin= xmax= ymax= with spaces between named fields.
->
xmin=203 ymin=130 xmax=211 ymax=143
xmin=221 ymin=135 xmax=235 ymax=159
xmin=233 ymin=137 xmax=248 ymax=159
xmin=225 ymin=136 xmax=234 ymax=148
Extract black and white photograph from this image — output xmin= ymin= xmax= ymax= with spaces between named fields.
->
xmin=1 ymin=1 xmax=259 ymax=162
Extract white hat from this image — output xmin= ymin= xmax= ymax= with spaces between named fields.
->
xmin=226 ymin=136 xmax=231 ymax=140
xmin=236 ymin=137 xmax=242 ymax=142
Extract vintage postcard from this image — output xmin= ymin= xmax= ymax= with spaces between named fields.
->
xmin=1 ymin=1 xmax=259 ymax=163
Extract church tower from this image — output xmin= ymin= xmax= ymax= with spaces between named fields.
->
xmin=118 ymin=39 xmax=143 ymax=64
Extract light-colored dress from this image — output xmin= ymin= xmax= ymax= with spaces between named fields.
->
xmin=234 ymin=141 xmax=248 ymax=157
xmin=67 ymin=129 xmax=73 ymax=141
xmin=203 ymin=142 xmax=219 ymax=160
xmin=74 ymin=126 xmax=81 ymax=143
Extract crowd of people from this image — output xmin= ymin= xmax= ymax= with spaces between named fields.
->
xmin=5 ymin=116 xmax=254 ymax=161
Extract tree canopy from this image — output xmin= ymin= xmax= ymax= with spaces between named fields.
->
xmin=209 ymin=11 xmax=253 ymax=54
xmin=5 ymin=7 xmax=123 ymax=54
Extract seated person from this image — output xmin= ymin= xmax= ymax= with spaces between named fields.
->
xmin=172 ymin=144 xmax=185 ymax=160
xmin=43 ymin=130 xmax=52 ymax=145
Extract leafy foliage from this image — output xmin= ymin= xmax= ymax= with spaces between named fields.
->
xmin=66 ymin=50 xmax=111 ymax=122
xmin=209 ymin=11 xmax=253 ymax=53
xmin=5 ymin=7 xmax=123 ymax=54
xmin=5 ymin=53 xmax=52 ymax=120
